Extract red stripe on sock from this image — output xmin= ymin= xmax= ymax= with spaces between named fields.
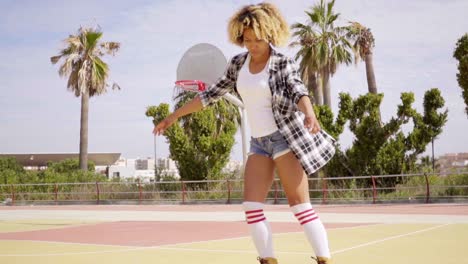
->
xmin=297 ymin=212 xmax=316 ymax=221
xmin=246 ymin=213 xmax=264 ymax=219
xmin=246 ymin=209 xmax=263 ymax=214
xmin=247 ymin=217 xmax=266 ymax=224
xmin=300 ymin=216 xmax=319 ymax=225
xmin=295 ymin=208 xmax=314 ymax=217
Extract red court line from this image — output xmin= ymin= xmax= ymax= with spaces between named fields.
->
xmin=1 ymin=204 xmax=467 ymax=215
xmin=0 ymin=221 xmax=367 ymax=247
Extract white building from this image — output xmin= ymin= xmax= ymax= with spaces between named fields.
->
xmin=106 ymin=157 xmax=180 ymax=181
xmin=106 ymin=157 xmax=243 ymax=181
xmin=156 ymin=158 xmax=179 ymax=179
xmin=108 ymin=166 xmax=135 ymax=179
xmin=222 ymin=160 xmax=243 ymax=174
xmin=134 ymin=169 xmax=155 ymax=182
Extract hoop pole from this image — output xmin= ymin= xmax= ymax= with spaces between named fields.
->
xmin=223 ymin=93 xmax=244 ymax=108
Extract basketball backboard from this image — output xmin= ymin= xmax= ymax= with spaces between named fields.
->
xmin=176 ymin=43 xmax=227 ymax=86
xmin=174 ymin=43 xmax=248 ymax=167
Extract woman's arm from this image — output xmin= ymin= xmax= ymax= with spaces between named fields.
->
xmin=153 ymin=96 xmax=203 ymax=135
xmin=285 ymin=58 xmax=321 ymax=134
xmin=297 ymin=95 xmax=315 ymax=117
xmin=297 ymin=91 xmax=321 ymax=134
xmin=172 ymin=96 xmax=204 ymax=119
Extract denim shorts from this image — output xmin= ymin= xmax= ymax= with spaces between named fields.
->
xmin=249 ymin=130 xmax=291 ymax=160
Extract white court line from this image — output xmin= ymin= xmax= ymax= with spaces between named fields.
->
xmin=331 ymin=223 xmax=451 ymax=254
xmin=147 ymin=223 xmax=452 ymax=256
xmin=0 ymin=223 xmax=443 ymax=257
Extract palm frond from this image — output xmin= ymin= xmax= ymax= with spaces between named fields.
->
xmin=50 ymin=55 xmax=62 ymax=64
xmin=67 ymin=65 xmax=81 ymax=97
xmin=85 ymin=31 xmax=103 ymax=52
xmin=100 ymin=41 xmax=121 ymax=55
xmin=58 ymin=53 xmax=79 ymax=77
xmin=65 ymin=35 xmax=83 ymax=53
xmin=111 ymin=82 xmax=121 ymax=90
xmin=328 ymin=14 xmax=339 ymax=25
xmin=77 ymin=60 xmax=90 ymax=95
xmin=327 ymin=0 xmax=335 ymax=19
xmin=90 ymin=56 xmax=109 ymax=95
xmin=289 ymin=40 xmax=301 ymax=48
xmin=345 ymin=21 xmax=375 ymax=62
xmin=51 ymin=26 xmax=120 ymax=97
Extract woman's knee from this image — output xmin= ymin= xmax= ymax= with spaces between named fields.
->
xmin=287 ymin=196 xmax=310 ymax=207
xmin=243 ymin=194 xmax=266 ymax=203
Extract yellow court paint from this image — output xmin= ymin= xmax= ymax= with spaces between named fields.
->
xmin=0 ymin=223 xmax=466 ymax=264
xmin=0 ymin=219 xmax=100 ymax=233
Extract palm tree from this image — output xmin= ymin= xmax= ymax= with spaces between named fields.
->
xmin=51 ymin=27 xmax=120 ymax=171
xmin=291 ymin=0 xmax=353 ymax=107
xmin=290 ymin=23 xmax=323 ymax=105
xmin=347 ymin=21 xmax=378 ymax=94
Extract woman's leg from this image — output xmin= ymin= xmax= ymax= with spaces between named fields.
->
xmin=274 ymin=152 xmax=331 ymax=262
xmin=243 ymin=154 xmax=276 ymax=260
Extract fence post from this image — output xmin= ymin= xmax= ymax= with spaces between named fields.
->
xmin=371 ymin=176 xmax=377 ymax=204
xmin=226 ymin=179 xmax=231 ymax=204
xmin=138 ymin=179 xmax=142 ymax=205
xmin=181 ymin=181 xmax=186 ymax=204
xmin=322 ymin=178 xmax=327 ymax=205
xmin=424 ymin=173 xmax=430 ymax=203
xmin=11 ymin=185 xmax=15 ymax=206
xmin=95 ymin=182 xmax=100 ymax=205
xmin=54 ymin=183 xmax=58 ymax=205
xmin=274 ymin=180 xmax=279 ymax=204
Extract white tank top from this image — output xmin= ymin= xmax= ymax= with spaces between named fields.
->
xmin=236 ymin=54 xmax=278 ymax=138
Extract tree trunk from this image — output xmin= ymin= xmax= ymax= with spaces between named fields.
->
xmin=308 ymin=71 xmax=323 ymax=105
xmin=322 ymin=68 xmax=331 ymax=107
xmin=365 ymin=52 xmax=378 ymax=94
xmin=79 ymin=91 xmax=89 ymax=171
xmin=365 ymin=52 xmax=383 ymax=126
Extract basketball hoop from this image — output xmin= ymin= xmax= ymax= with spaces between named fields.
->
xmin=174 ymin=43 xmax=248 ymax=168
xmin=174 ymin=80 xmax=206 ymax=92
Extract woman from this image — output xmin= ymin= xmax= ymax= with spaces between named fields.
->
xmin=154 ymin=3 xmax=336 ymax=264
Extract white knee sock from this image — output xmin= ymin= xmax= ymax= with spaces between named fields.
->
xmin=243 ymin=201 xmax=274 ymax=258
xmin=291 ymin=203 xmax=331 ymax=258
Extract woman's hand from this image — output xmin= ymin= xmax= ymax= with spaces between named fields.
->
xmin=304 ymin=114 xmax=321 ymax=134
xmin=297 ymin=96 xmax=320 ymax=134
xmin=153 ymin=115 xmax=177 ymax=136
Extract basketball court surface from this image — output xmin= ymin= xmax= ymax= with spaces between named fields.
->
xmin=0 ymin=203 xmax=467 ymax=264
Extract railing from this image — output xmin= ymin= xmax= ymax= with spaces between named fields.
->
xmin=1 ymin=173 xmax=467 ymax=205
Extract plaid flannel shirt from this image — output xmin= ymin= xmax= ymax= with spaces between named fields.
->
xmin=199 ymin=49 xmax=336 ymax=176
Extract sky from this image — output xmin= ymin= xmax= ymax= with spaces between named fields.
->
xmin=1 ymin=0 xmax=467 ymax=162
